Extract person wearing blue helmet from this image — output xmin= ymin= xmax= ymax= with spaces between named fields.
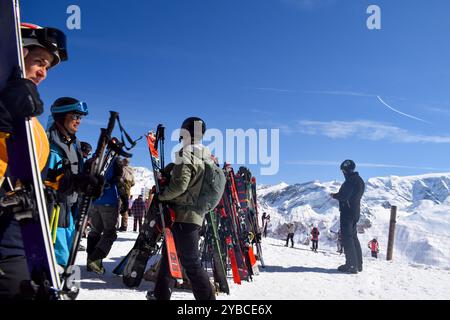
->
xmin=44 ymin=97 xmax=92 ymax=268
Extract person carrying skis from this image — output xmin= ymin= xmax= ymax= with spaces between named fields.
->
xmin=311 ymin=226 xmax=320 ymax=252
xmin=0 ymin=23 xmax=68 ymax=299
xmin=150 ymin=117 xmax=217 ymax=301
xmin=44 ymin=97 xmax=90 ymax=267
xmin=368 ymin=238 xmax=379 ymax=258
xmin=285 ymin=223 xmax=295 ymax=248
xmin=130 ymin=194 xmax=146 ymax=232
xmin=330 ymin=160 xmax=365 ymax=274
xmin=86 ymin=157 xmax=123 ymax=274
xmin=262 ymin=212 xmax=270 ymax=238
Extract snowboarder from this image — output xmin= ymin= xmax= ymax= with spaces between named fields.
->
xmin=330 ymin=160 xmax=365 ymax=274
xmin=86 ymin=157 xmax=123 ymax=274
xmin=150 ymin=117 xmax=217 ymax=300
xmin=285 ymin=223 xmax=295 ymax=248
xmin=131 ymin=194 xmax=146 ymax=232
xmin=0 ymin=23 xmax=68 ymax=299
xmin=261 ymin=212 xmax=270 ymax=238
xmin=44 ymin=97 xmax=90 ymax=267
xmin=368 ymin=238 xmax=379 ymax=258
xmin=311 ymin=226 xmax=320 ymax=252
xmin=118 ymin=157 xmax=134 ymax=232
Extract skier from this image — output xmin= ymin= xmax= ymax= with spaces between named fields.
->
xmin=285 ymin=223 xmax=295 ymax=248
xmin=118 ymin=157 xmax=134 ymax=232
xmin=330 ymin=160 xmax=365 ymax=274
xmin=149 ymin=117 xmax=216 ymax=300
xmin=368 ymin=238 xmax=379 ymax=258
xmin=0 ymin=23 xmax=68 ymax=299
xmin=86 ymin=157 xmax=123 ymax=274
xmin=311 ymin=226 xmax=320 ymax=252
xmin=80 ymin=141 xmax=92 ymax=159
xmin=337 ymin=230 xmax=343 ymax=254
xmin=261 ymin=212 xmax=270 ymax=238
xmin=131 ymin=194 xmax=146 ymax=233
xmin=44 ymin=97 xmax=90 ymax=267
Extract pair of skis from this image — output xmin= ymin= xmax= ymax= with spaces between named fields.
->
xmin=113 ymin=125 xmax=182 ymax=287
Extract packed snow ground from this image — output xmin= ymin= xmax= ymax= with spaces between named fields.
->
xmin=75 ymin=221 xmax=450 ymax=300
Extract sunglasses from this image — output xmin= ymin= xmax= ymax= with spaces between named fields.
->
xmin=69 ymin=113 xmax=84 ymax=121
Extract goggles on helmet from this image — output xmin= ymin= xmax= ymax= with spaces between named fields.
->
xmin=22 ymin=26 xmax=68 ymax=65
xmin=51 ymin=102 xmax=89 ymax=115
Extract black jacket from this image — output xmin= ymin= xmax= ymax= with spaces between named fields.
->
xmin=332 ymin=172 xmax=365 ymax=219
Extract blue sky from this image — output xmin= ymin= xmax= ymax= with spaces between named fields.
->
xmin=21 ymin=0 xmax=450 ymax=185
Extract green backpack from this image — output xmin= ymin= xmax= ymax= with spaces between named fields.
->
xmin=196 ymin=159 xmax=226 ymax=216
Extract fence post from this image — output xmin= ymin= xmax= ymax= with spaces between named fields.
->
xmin=386 ymin=205 xmax=397 ymax=261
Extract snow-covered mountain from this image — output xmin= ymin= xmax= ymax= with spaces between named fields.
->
xmin=130 ymin=166 xmax=154 ymax=197
xmin=258 ymin=173 xmax=450 ymax=269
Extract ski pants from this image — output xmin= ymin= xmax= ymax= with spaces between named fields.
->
xmin=133 ymin=215 xmax=143 ymax=232
xmin=311 ymin=240 xmax=318 ymax=251
xmin=87 ymin=204 xmax=119 ymax=261
xmin=54 ymin=214 xmax=75 ymax=267
xmin=0 ymin=255 xmax=30 ymax=299
xmin=285 ymin=233 xmax=294 ymax=247
xmin=371 ymin=251 xmax=378 ymax=258
xmin=340 ymin=215 xmax=362 ymax=269
xmin=154 ymin=222 xmax=215 ymax=300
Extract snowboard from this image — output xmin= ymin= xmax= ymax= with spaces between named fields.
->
xmin=0 ymin=0 xmax=61 ymax=299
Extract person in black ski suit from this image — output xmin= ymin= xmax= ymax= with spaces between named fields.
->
xmin=330 ymin=160 xmax=365 ymax=274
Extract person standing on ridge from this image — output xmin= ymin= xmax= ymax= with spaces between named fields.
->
xmin=330 ymin=160 xmax=365 ymax=274
xmin=285 ymin=223 xmax=295 ymax=248
xmin=311 ymin=226 xmax=320 ymax=252
xmin=368 ymin=238 xmax=379 ymax=259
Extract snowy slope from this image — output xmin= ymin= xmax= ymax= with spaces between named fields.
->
xmin=258 ymin=173 xmax=450 ymax=269
xmin=75 ymin=231 xmax=450 ymax=300
xmin=129 ymin=166 xmax=154 ymax=197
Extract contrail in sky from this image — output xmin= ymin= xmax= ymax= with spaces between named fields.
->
xmin=376 ymin=96 xmax=431 ymax=124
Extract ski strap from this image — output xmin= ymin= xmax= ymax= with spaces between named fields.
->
xmin=116 ymin=115 xmax=142 ymax=151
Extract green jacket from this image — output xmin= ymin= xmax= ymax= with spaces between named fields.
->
xmin=158 ymin=144 xmax=211 ymax=226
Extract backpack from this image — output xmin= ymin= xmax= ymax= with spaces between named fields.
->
xmin=195 ymin=159 xmax=226 ymax=215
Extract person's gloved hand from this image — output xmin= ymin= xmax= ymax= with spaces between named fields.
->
xmin=73 ymin=173 xmax=105 ymax=199
xmin=0 ymin=66 xmax=44 ymax=119
xmin=119 ymin=195 xmax=129 ymax=214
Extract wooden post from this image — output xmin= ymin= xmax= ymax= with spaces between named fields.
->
xmin=386 ymin=206 xmax=397 ymax=261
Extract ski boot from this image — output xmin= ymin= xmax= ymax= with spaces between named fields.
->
xmin=87 ymin=259 xmax=106 ymax=275
xmin=337 ymin=264 xmax=358 ymax=274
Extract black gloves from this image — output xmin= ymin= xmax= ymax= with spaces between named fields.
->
xmin=119 ymin=194 xmax=129 ymax=214
xmin=73 ymin=173 xmax=105 ymax=199
xmin=0 ymin=66 xmax=44 ymax=120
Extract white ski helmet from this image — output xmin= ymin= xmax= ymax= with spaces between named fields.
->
xmin=21 ymin=23 xmax=68 ymax=67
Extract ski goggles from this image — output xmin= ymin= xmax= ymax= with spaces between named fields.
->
xmin=51 ymin=102 xmax=89 ymax=115
xmin=22 ymin=27 xmax=68 ymax=62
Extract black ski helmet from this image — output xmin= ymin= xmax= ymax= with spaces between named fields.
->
xmin=180 ymin=117 xmax=206 ymax=142
xmin=21 ymin=23 xmax=68 ymax=67
xmin=80 ymin=141 xmax=92 ymax=156
xmin=340 ymin=159 xmax=356 ymax=174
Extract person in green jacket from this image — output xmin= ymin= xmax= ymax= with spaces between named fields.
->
xmin=149 ymin=117 xmax=215 ymax=301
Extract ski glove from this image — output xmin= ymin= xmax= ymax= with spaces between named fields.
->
xmin=73 ymin=173 xmax=105 ymax=200
xmin=0 ymin=67 xmax=44 ymax=119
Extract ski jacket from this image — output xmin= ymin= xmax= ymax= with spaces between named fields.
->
xmin=158 ymin=144 xmax=211 ymax=226
xmin=45 ymin=126 xmax=83 ymax=228
xmin=93 ymin=158 xmax=122 ymax=207
xmin=332 ymin=172 xmax=365 ymax=220
xmin=368 ymin=240 xmax=379 ymax=253
xmin=287 ymin=224 xmax=295 ymax=234
xmin=130 ymin=198 xmax=146 ymax=218
xmin=121 ymin=165 xmax=135 ymax=195
xmin=311 ymin=228 xmax=320 ymax=241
